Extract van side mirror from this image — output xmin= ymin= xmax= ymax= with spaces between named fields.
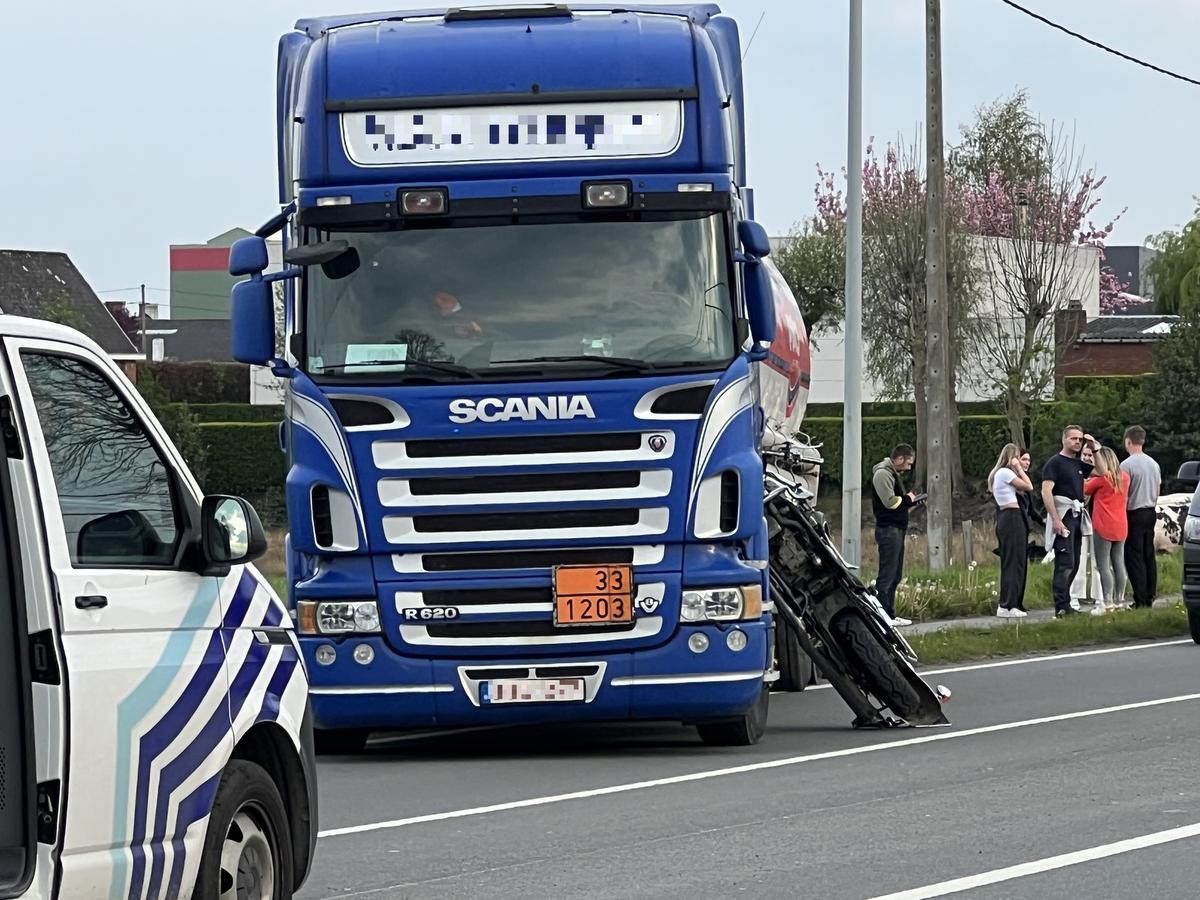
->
xmin=738 ymin=220 xmax=772 ymax=259
xmin=201 ymin=495 xmax=267 ymax=573
xmin=1178 ymin=461 xmax=1200 ymax=487
xmin=229 ymin=236 xmax=270 ymax=276
xmin=743 ymin=260 xmax=776 ymax=357
xmin=231 ymin=280 xmax=276 ymax=365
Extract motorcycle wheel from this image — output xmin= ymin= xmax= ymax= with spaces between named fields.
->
xmin=831 ymin=612 xmax=923 ymax=719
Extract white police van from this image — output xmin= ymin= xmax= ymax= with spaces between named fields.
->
xmin=0 ymin=318 xmax=315 ymax=899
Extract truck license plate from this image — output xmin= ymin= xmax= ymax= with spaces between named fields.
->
xmin=553 ymin=564 xmax=635 ymax=626
xmin=482 ymin=677 xmax=585 ymax=704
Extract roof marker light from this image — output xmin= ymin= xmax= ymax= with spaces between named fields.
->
xmin=316 ymin=195 xmax=352 ymax=206
xmin=401 ymin=189 xmax=448 ymax=215
xmin=678 ymin=183 xmax=714 ymax=193
xmin=584 ymin=182 xmax=631 ymax=208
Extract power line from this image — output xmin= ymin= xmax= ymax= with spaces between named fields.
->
xmin=999 ymin=0 xmax=1200 ymax=88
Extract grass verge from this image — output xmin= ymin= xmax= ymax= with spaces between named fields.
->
xmin=907 ymin=604 xmax=1192 ymax=665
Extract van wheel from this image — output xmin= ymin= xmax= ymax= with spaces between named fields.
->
xmin=314 ymin=728 xmax=370 ymax=755
xmin=1188 ymin=607 xmax=1200 ymax=645
xmin=696 ymin=686 xmax=769 ymax=746
xmin=195 ymin=760 xmax=293 ymax=900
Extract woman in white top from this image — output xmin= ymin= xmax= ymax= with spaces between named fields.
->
xmin=990 ymin=442 xmax=1034 ymax=617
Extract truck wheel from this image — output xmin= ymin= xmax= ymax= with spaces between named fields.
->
xmin=696 ymin=686 xmax=769 ymax=746
xmin=314 ymin=728 xmax=370 ymax=755
xmin=832 ymin=612 xmax=923 ymax=720
xmin=1189 ymin=607 xmax=1200 ymax=645
xmin=194 ymin=760 xmax=293 ymax=900
xmin=773 ymin=618 xmax=814 ymax=692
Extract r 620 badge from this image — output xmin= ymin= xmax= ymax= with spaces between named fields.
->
xmin=404 ymin=607 xmax=460 ymax=621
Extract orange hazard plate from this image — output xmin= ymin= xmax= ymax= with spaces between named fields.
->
xmin=553 ymin=564 xmax=635 ymax=626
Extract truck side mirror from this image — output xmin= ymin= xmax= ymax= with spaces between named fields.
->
xmin=743 ymin=260 xmax=776 ymax=357
xmin=1178 ymin=461 xmax=1200 ymax=488
xmin=201 ymin=495 xmax=268 ymax=573
xmin=229 ymin=236 xmax=270 ymax=277
xmin=284 ymin=240 xmax=360 ymax=280
xmin=231 ymin=279 xmax=275 ymax=365
xmin=738 ymin=220 xmax=771 ymax=259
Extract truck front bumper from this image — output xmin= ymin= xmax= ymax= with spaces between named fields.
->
xmin=303 ymin=619 xmax=770 ymax=730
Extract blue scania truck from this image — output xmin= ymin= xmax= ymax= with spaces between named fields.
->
xmin=229 ymin=3 xmax=832 ymax=751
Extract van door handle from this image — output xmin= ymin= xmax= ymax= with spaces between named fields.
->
xmin=75 ymin=595 xmax=108 ymax=610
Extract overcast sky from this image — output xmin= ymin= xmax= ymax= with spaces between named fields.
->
xmin=2 ymin=1 xmax=1196 ymax=312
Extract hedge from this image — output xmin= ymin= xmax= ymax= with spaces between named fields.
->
xmin=803 ymin=415 xmax=1010 ymax=485
xmin=1062 ymin=375 xmax=1147 ymax=401
xmin=184 ymin=403 xmax=283 ymax=424
xmin=137 ymin=362 xmax=249 ymax=404
xmin=805 ymin=400 xmax=1001 ymax=418
xmin=198 ymin=421 xmax=285 ymax=497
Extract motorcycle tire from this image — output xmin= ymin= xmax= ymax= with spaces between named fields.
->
xmin=831 ymin=611 xmax=924 ymax=720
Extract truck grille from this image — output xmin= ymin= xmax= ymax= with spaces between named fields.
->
xmin=396 ymin=581 xmax=667 ymax=648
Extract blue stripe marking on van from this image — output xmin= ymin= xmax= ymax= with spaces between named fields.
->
xmin=108 ymin=577 xmax=221 ymax=900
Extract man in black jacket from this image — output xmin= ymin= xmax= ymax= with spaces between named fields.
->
xmin=872 ymin=444 xmax=918 ymax=627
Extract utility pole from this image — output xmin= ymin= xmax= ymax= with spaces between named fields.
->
xmin=139 ymin=283 xmax=148 ymax=359
xmin=924 ymin=0 xmax=953 ymax=570
xmin=841 ymin=0 xmax=864 ymax=565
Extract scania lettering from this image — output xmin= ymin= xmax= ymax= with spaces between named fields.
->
xmin=0 ymin=317 xmax=315 ymax=900
xmin=231 ymin=3 xmax=948 ymax=753
xmin=448 ymin=395 xmax=596 ymax=423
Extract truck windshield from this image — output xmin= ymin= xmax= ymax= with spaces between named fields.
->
xmin=303 ymin=213 xmax=735 ymax=379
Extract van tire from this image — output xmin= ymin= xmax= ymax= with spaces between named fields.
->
xmin=195 ymin=759 xmax=293 ymax=900
xmin=314 ymin=728 xmax=370 ymax=755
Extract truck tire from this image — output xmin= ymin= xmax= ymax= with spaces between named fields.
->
xmin=194 ymin=760 xmax=293 ymax=900
xmin=696 ymin=685 xmax=769 ymax=746
xmin=1189 ymin=607 xmax=1200 ymax=645
xmin=773 ymin=618 xmax=814 ymax=692
xmin=314 ymin=728 xmax=370 ymax=755
xmin=832 ymin=612 xmax=924 ymax=720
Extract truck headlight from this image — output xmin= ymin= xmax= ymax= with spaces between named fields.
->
xmin=1185 ymin=515 xmax=1200 ymax=543
xmin=296 ymin=600 xmax=381 ymax=635
xmin=681 ymin=587 xmax=759 ymax=622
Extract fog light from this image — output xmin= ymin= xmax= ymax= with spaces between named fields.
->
xmin=353 ymin=644 xmax=375 ymax=665
xmin=584 ymin=182 xmax=631 ymax=208
xmin=726 ymin=629 xmax=748 ymax=652
xmin=400 ymin=189 xmax=448 ymax=215
xmin=688 ymin=632 xmax=710 ymax=654
xmin=314 ymin=644 xmax=337 ymax=666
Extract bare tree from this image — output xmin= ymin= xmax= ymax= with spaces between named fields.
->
xmin=964 ymin=126 xmax=1104 ymax=444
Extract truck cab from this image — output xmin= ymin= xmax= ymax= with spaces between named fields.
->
xmin=0 ymin=317 xmax=315 ymax=899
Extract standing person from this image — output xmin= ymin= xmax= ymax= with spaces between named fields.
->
xmin=1086 ymin=447 xmax=1131 ymax=613
xmin=871 ymin=444 xmax=918 ymax=628
xmin=1070 ymin=442 xmax=1103 ymax=609
xmin=990 ymin=443 xmax=1034 ymax=618
xmin=1121 ymin=425 xmax=1161 ymax=608
xmin=1016 ymin=449 xmax=1044 ymax=558
xmin=1041 ymin=426 xmax=1097 ymax=618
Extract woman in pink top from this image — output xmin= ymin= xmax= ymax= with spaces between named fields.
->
xmin=1085 ymin=447 xmax=1131 ymax=612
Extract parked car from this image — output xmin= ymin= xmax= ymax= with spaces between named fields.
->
xmin=0 ymin=316 xmax=315 ymax=900
xmin=1177 ymin=461 xmax=1200 ymax=643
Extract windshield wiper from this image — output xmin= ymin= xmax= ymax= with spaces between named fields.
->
xmin=319 ymin=358 xmax=479 ymax=378
xmin=489 ymin=355 xmax=658 ymax=372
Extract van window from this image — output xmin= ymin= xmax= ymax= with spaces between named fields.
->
xmin=21 ymin=353 xmax=181 ymax=567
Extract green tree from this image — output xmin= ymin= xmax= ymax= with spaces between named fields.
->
xmin=40 ymin=293 xmax=88 ymax=331
xmin=1146 ymin=207 xmax=1200 ymax=315
xmin=773 ymin=218 xmax=845 ymax=336
xmin=1143 ymin=306 xmax=1200 ymax=479
xmin=950 ymin=89 xmax=1046 ymax=192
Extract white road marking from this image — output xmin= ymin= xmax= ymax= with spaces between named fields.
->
xmin=317 ymin=690 xmax=1200 ymax=839
xmin=867 ymin=821 xmax=1200 ymax=899
xmin=803 ymin=638 xmax=1192 ymax=692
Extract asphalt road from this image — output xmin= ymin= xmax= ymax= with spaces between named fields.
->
xmin=298 ymin=639 xmax=1200 ymax=899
